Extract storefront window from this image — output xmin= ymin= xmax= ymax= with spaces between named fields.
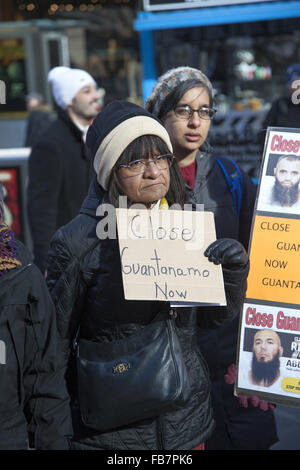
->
xmin=155 ymin=18 xmax=300 ymax=112
xmin=155 ymin=18 xmax=300 ymax=176
xmin=0 ymin=38 xmax=27 ymax=112
xmin=86 ymin=33 xmax=142 ymax=104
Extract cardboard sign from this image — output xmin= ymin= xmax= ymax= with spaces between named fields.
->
xmin=236 ymin=127 xmax=300 ymax=408
xmin=116 ymin=209 xmax=226 ymax=305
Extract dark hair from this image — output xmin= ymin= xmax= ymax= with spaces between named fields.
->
xmin=108 ymin=134 xmax=187 ymax=208
xmin=158 ymin=78 xmax=214 ymax=121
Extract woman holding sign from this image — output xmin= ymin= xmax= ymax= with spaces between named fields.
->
xmin=46 ymin=100 xmax=249 ymax=451
xmin=146 ymin=68 xmax=277 ymax=450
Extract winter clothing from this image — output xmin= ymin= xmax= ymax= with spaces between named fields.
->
xmin=24 ymin=107 xmax=53 ymax=148
xmin=27 ymin=107 xmax=94 ymax=273
xmin=146 ymin=66 xmax=214 ymax=117
xmin=145 ymin=62 xmax=278 ymax=449
xmin=183 ymin=145 xmax=278 ymax=450
xmin=45 ymin=100 xmax=249 ymax=450
xmin=46 ymin=177 xmax=249 ymax=451
xmin=0 ymin=226 xmax=22 ymax=274
xmin=88 ymin=100 xmax=173 ymax=190
xmin=262 ymin=96 xmax=300 ymax=132
xmin=261 ymin=64 xmax=300 ymax=146
xmin=187 ymin=144 xmax=255 ymax=249
xmin=48 ymin=66 xmax=96 ymax=110
xmin=0 ymin=233 xmax=72 ymax=450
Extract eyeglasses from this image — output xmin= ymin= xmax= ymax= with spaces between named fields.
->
xmin=174 ymin=105 xmax=217 ymax=121
xmin=118 ymin=154 xmax=175 ymax=175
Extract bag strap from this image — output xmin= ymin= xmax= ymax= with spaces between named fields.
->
xmin=216 ymin=156 xmax=244 ymax=216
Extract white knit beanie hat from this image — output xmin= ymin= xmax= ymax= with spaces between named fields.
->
xmin=48 ymin=66 xmax=96 ymax=109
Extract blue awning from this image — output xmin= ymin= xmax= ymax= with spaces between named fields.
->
xmin=134 ymin=1 xmax=300 ymax=31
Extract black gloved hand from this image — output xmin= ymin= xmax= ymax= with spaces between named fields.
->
xmin=204 ymin=238 xmax=248 ymax=270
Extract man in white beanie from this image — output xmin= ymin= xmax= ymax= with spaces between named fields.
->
xmin=27 ymin=66 xmax=101 ymax=273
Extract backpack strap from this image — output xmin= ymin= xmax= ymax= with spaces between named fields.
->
xmin=216 ymin=156 xmax=244 ymax=216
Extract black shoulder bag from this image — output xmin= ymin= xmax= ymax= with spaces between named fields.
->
xmin=53 ymin=238 xmax=191 ymax=432
xmin=75 ymin=308 xmax=190 ymax=431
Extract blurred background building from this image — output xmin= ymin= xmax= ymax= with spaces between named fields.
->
xmin=0 ymin=1 xmax=299 ymax=165
xmin=0 ymin=0 xmax=299 ymax=247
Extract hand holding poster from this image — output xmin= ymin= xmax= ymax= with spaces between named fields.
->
xmin=236 ymin=127 xmax=300 ymax=408
xmin=116 ymin=208 xmax=226 ymax=305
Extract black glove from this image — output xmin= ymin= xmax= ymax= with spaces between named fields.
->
xmin=204 ymin=238 xmax=248 ymax=270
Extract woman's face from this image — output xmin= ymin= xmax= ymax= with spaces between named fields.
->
xmin=117 ymin=154 xmax=171 ymax=207
xmin=163 ymin=86 xmax=211 ymax=164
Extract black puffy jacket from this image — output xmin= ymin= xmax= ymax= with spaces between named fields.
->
xmin=0 ymin=241 xmax=72 ymax=450
xmin=46 ymin=177 xmax=249 ymax=451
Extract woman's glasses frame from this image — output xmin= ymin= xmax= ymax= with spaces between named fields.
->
xmin=173 ymin=105 xmax=217 ymax=121
xmin=118 ymin=154 xmax=175 ymax=175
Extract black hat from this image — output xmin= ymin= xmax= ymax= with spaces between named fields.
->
xmin=86 ymin=100 xmax=173 ymax=190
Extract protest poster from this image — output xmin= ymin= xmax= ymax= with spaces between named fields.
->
xmin=236 ymin=127 xmax=300 ymax=407
xmin=116 ymin=208 xmax=226 ymax=306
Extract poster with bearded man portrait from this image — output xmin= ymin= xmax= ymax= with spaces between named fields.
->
xmin=236 ymin=304 xmax=300 ymax=407
xmin=242 ymin=328 xmax=284 ymax=390
xmin=257 ymin=135 xmax=300 ymax=215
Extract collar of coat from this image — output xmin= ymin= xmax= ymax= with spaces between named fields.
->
xmin=57 ymin=107 xmax=87 ymax=142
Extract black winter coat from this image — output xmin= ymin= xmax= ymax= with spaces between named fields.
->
xmin=0 ymin=241 xmax=72 ymax=450
xmin=27 ymin=108 xmax=94 ymax=273
xmin=262 ymin=96 xmax=300 ymax=137
xmin=46 ymin=177 xmax=249 ymax=451
xmin=187 ymin=146 xmax=278 ymax=450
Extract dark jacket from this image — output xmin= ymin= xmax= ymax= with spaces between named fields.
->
xmin=263 ymin=96 xmax=300 ymax=131
xmin=27 ymin=108 xmax=94 ymax=273
xmin=24 ymin=108 xmax=54 ymax=148
xmin=46 ymin=177 xmax=249 ymax=451
xmin=0 ymin=241 xmax=72 ymax=450
xmin=187 ymin=146 xmax=278 ymax=450
xmin=260 ymin=96 xmax=300 ymax=150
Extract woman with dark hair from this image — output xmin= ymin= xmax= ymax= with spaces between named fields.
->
xmin=0 ymin=183 xmax=72 ymax=450
xmin=46 ymin=100 xmax=249 ymax=450
xmin=108 ymin=134 xmax=186 ymax=208
xmin=146 ymin=67 xmax=277 ymax=450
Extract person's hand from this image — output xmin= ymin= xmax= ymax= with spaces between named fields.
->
xmin=237 ymin=395 xmax=275 ymax=411
xmin=224 ymin=363 xmax=275 ymax=411
xmin=204 ymin=238 xmax=248 ymax=270
xmin=224 ymin=363 xmax=237 ymax=384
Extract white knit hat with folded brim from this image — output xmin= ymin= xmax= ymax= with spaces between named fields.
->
xmin=48 ymin=66 xmax=96 ymax=109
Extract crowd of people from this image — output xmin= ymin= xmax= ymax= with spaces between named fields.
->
xmin=1 ymin=62 xmax=300 ymax=450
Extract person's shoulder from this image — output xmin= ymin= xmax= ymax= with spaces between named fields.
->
xmin=16 ymin=240 xmax=33 ymax=265
xmin=51 ymin=213 xmax=98 ymax=258
xmin=35 ymin=113 xmax=74 ymax=143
